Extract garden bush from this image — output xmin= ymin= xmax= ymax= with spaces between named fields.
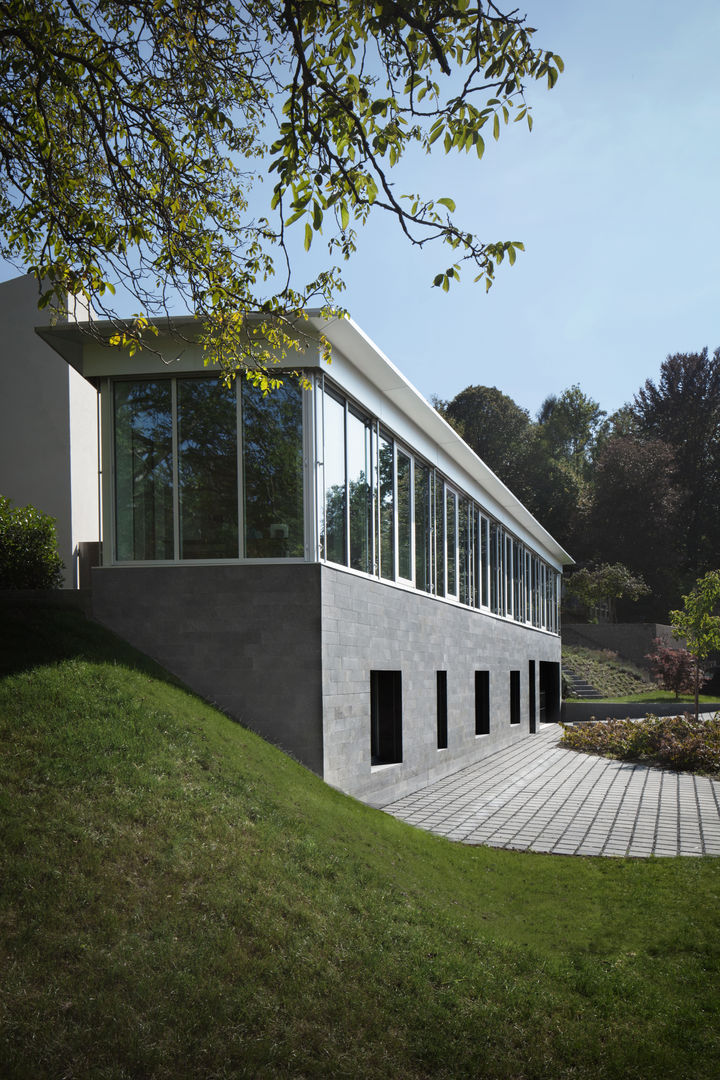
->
xmin=560 ymin=714 xmax=720 ymax=775
xmin=0 ymin=496 xmax=64 ymax=589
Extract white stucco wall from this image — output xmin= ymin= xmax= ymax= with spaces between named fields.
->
xmin=0 ymin=274 xmax=99 ymax=586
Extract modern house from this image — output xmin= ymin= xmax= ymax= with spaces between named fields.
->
xmin=3 ymin=274 xmax=572 ymax=805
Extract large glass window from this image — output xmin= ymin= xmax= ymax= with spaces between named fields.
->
xmin=177 ymin=378 xmax=238 ymax=559
xmin=320 ymin=390 xmax=346 ymax=565
xmin=347 ymin=407 xmax=374 ymax=574
xmin=414 ymin=463 xmax=432 ymax=593
xmin=379 ymin=433 xmax=394 ymax=581
xmin=445 ymin=486 xmax=458 ymax=598
xmin=114 ymin=380 xmax=174 ymax=561
xmin=397 ymin=449 xmax=412 ymax=582
xmin=434 ymin=479 xmax=445 ymax=597
xmin=459 ymin=497 xmax=471 ymax=605
xmin=242 ymin=381 xmax=304 ymax=558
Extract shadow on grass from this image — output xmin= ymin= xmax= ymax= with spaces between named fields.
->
xmin=0 ymin=596 xmax=185 ymax=691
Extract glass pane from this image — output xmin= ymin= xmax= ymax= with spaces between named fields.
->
xmin=490 ymin=522 xmax=500 ymax=614
xmin=177 ymin=378 xmax=238 ymax=559
xmin=347 ymin=408 xmax=373 ymax=574
xmin=242 ymin=381 xmax=304 ymax=558
xmin=446 ymin=488 xmax=457 ymax=597
xmin=480 ymin=515 xmax=489 ymax=607
xmin=114 ymin=380 xmax=174 ymax=561
xmin=414 ymin=462 xmax=431 ymax=592
xmin=379 ymin=434 xmax=394 ymax=580
xmin=434 ymin=479 xmax=445 ymax=597
xmin=458 ymin=497 xmax=470 ymax=604
xmin=513 ymin=540 xmax=523 ymax=621
xmin=397 ymin=449 xmax=412 ymax=580
xmin=319 ymin=390 xmax=346 ymax=564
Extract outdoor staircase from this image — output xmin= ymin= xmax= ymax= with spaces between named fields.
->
xmin=563 ymin=665 xmax=604 ymax=700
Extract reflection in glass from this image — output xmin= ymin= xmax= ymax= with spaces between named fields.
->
xmin=397 ymin=449 xmax=412 ymax=580
xmin=243 ymin=381 xmax=304 ymax=558
xmin=177 ymin=378 xmax=238 ymax=559
xmin=379 ymin=434 xmax=394 ymax=580
xmin=446 ymin=487 xmax=457 ymax=597
xmin=480 ymin=515 xmax=489 ymax=607
xmin=414 ymin=462 xmax=431 ymax=592
xmin=320 ymin=391 xmax=346 ymax=565
xmin=434 ymin=480 xmax=445 ymax=597
xmin=459 ymin=497 xmax=470 ymax=604
xmin=114 ymin=380 xmax=174 ymax=560
xmin=347 ymin=408 xmax=374 ymax=574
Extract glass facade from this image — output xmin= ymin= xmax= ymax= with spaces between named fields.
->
xmin=316 ymin=380 xmax=561 ymax=634
xmin=109 ymin=369 xmax=561 ymax=634
xmin=113 ymin=376 xmax=302 ymax=562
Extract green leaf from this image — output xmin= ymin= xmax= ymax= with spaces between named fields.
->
xmin=493 ymin=113 xmax=500 ymax=141
xmin=437 ymin=197 xmax=456 ymax=212
xmin=304 ymin=223 xmax=312 ymax=251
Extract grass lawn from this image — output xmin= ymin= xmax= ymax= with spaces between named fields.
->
xmin=2 ymin=602 xmax=720 ymax=1079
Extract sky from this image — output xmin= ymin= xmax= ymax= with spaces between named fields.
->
xmin=317 ymin=0 xmax=720 ymax=419
xmin=3 ymin=0 xmax=719 ymax=420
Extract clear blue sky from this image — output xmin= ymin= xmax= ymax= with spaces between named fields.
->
xmin=4 ymin=1 xmax=718 ymax=420
xmin=327 ymin=0 xmax=720 ymax=419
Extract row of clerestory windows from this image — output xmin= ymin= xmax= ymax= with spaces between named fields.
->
xmin=316 ymin=380 xmax=560 ymax=633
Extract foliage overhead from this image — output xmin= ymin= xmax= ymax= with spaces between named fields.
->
xmin=0 ymin=0 xmax=563 ymax=381
xmin=0 ymin=495 xmax=64 ymax=589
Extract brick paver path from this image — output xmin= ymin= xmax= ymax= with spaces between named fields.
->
xmin=381 ymin=723 xmax=720 ymax=857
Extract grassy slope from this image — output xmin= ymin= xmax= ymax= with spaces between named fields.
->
xmin=2 ymin=604 xmax=720 ymax=1079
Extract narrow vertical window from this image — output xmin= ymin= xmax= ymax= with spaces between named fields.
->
xmin=320 ymin=390 xmax=347 ymax=565
xmin=513 ymin=539 xmax=523 ymax=622
xmin=243 ymin=382 xmax=304 ymax=558
xmin=177 ymin=377 xmax=238 ymax=559
xmin=347 ymin=407 xmax=374 ymax=574
xmin=114 ymin=380 xmax=174 ymax=561
xmin=370 ymin=670 xmax=403 ymax=765
xmin=436 ymin=671 xmax=448 ymax=749
xmin=480 ymin=514 xmax=489 ymax=608
xmin=510 ymin=670 xmax=521 ymax=725
xmin=458 ymin=497 xmax=471 ymax=604
xmin=475 ymin=671 xmax=490 ymax=735
xmin=414 ymin=461 xmax=432 ymax=592
xmin=378 ymin=433 xmax=394 ymax=580
xmin=396 ymin=448 xmax=412 ymax=581
xmin=446 ymin=486 xmax=457 ymax=598
xmin=434 ymin=478 xmax=445 ymax=597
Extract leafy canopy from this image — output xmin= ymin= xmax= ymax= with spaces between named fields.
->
xmin=0 ymin=0 xmax=562 ymax=381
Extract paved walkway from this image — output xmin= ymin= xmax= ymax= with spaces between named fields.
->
xmin=381 ymin=723 xmax=720 ymax=857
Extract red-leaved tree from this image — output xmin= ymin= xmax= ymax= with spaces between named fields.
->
xmin=646 ymin=639 xmax=696 ymax=699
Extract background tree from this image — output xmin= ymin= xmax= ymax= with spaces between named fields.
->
xmin=670 ymin=570 xmax=720 ymax=720
xmin=587 ymin=435 xmax=682 ymax=619
xmin=645 ymin=639 xmax=696 ymax=700
xmin=536 ymin=384 xmax=606 ymax=481
xmin=564 ymin=563 xmax=650 ymax=624
xmin=0 ymin=0 xmax=562 ymax=380
xmin=633 ymin=349 xmax=720 ymax=577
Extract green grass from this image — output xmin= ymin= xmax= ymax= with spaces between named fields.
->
xmin=2 ymin=602 xmax=720 ymax=1079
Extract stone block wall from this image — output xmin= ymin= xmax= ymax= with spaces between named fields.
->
xmin=320 ymin=564 xmax=561 ymax=805
xmin=91 ymin=563 xmax=324 ymax=773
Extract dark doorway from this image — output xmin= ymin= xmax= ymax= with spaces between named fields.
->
xmin=528 ymin=659 xmax=537 ymax=733
xmin=539 ymin=660 xmax=561 ymax=724
xmin=370 ymin=670 xmax=403 ymax=764
xmin=510 ymin=670 xmax=521 ymax=725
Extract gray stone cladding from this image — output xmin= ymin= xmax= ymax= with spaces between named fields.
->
xmin=320 ymin=564 xmax=562 ymax=805
xmin=91 ymin=563 xmax=324 ymax=773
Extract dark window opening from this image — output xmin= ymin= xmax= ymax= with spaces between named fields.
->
xmin=371 ymin=670 xmax=403 ymax=765
xmin=436 ymin=671 xmax=448 ymax=749
xmin=510 ymin=670 xmax=521 ymax=725
xmin=529 ymin=660 xmax=537 ymax=734
xmin=475 ymin=670 xmax=490 ymax=735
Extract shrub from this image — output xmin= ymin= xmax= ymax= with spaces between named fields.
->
xmin=645 ymin=638 xmax=696 ymax=699
xmin=0 ymin=496 xmax=64 ymax=589
xmin=560 ymin=714 xmax=720 ymax=775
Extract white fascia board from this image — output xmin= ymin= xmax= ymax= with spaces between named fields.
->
xmin=312 ymin=314 xmax=573 ymax=569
